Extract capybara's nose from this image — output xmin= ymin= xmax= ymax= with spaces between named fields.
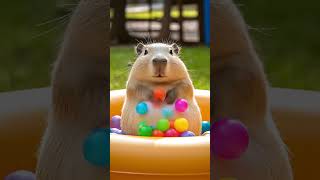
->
xmin=152 ymin=58 xmax=167 ymax=65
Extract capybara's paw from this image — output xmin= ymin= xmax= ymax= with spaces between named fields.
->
xmin=165 ymin=88 xmax=177 ymax=104
xmin=136 ymin=84 xmax=153 ymax=101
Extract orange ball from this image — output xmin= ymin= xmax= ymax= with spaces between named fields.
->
xmin=152 ymin=130 xmax=164 ymax=137
xmin=153 ymin=88 xmax=166 ymax=102
xmin=169 ymin=121 xmax=175 ymax=129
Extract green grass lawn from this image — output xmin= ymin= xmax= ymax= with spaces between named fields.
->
xmin=111 ymin=46 xmax=210 ymax=90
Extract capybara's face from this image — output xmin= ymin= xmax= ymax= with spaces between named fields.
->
xmin=129 ymin=43 xmax=189 ymax=83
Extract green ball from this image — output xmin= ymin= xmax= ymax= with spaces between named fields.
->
xmin=138 ymin=121 xmax=147 ymax=128
xmin=138 ymin=126 xmax=153 ymax=136
xmin=156 ymin=118 xmax=170 ymax=132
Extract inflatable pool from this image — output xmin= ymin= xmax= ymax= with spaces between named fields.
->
xmin=110 ymin=89 xmax=210 ymax=180
xmin=1 ymin=87 xmax=320 ymax=179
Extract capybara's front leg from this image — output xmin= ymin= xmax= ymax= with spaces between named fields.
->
xmin=121 ymin=82 xmax=154 ymax=135
xmin=170 ymin=79 xmax=202 ymax=135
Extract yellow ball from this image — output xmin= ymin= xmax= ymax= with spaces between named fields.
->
xmin=174 ymin=118 xmax=189 ymax=132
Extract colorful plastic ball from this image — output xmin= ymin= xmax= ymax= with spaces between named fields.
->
xmin=83 ymin=128 xmax=109 ymax=167
xmin=212 ymin=119 xmax=249 ymax=159
xmin=153 ymin=88 xmax=166 ymax=102
xmin=175 ymin=99 xmax=188 ymax=112
xmin=152 ymin=130 xmax=164 ymax=137
xmin=152 ymin=101 xmax=162 ymax=109
xmin=161 ymin=107 xmax=174 ymax=118
xmin=180 ymin=131 xmax=195 ymax=137
xmin=174 ymin=118 xmax=189 ymax=132
xmin=138 ymin=126 xmax=153 ymax=136
xmin=169 ymin=120 xmax=175 ymax=129
xmin=156 ymin=118 xmax=170 ymax=131
xmin=201 ymin=121 xmax=210 ymax=134
xmin=110 ymin=128 xmax=122 ymax=134
xmin=138 ymin=121 xmax=147 ymax=128
xmin=136 ymin=102 xmax=148 ymax=115
xmin=111 ymin=115 xmax=121 ymax=129
xmin=164 ymin=128 xmax=180 ymax=137
xmin=5 ymin=170 xmax=35 ymax=180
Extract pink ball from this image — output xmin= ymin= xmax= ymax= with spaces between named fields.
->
xmin=212 ymin=119 xmax=249 ymax=159
xmin=174 ymin=99 xmax=188 ymax=112
xmin=164 ymin=128 xmax=180 ymax=137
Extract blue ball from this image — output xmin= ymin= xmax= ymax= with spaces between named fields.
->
xmin=161 ymin=107 xmax=174 ymax=118
xmin=180 ymin=131 xmax=195 ymax=137
xmin=83 ymin=128 xmax=109 ymax=167
xmin=136 ymin=102 xmax=148 ymax=115
xmin=110 ymin=128 xmax=122 ymax=134
xmin=5 ymin=170 xmax=35 ymax=180
xmin=202 ymin=121 xmax=211 ymax=134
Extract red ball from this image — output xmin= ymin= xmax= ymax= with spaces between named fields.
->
xmin=152 ymin=130 xmax=164 ymax=137
xmin=152 ymin=101 xmax=162 ymax=109
xmin=164 ymin=128 xmax=180 ymax=137
xmin=153 ymin=88 xmax=166 ymax=102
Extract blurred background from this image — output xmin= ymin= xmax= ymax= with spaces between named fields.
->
xmin=0 ymin=0 xmax=319 ymax=92
xmin=110 ymin=0 xmax=210 ymax=90
xmin=0 ymin=0 xmax=62 ymax=92
xmin=240 ymin=0 xmax=320 ymax=91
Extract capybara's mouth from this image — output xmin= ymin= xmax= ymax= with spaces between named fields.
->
xmin=152 ymin=73 xmax=167 ymax=78
xmin=153 ymin=66 xmax=166 ymax=78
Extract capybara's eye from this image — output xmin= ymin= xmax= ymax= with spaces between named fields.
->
xmin=144 ymin=49 xmax=148 ymax=55
xmin=169 ymin=50 xmax=173 ymax=55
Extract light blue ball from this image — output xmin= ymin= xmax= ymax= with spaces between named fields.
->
xmin=202 ymin=121 xmax=211 ymax=134
xmin=136 ymin=102 xmax=148 ymax=115
xmin=83 ymin=128 xmax=109 ymax=167
xmin=161 ymin=107 xmax=174 ymax=118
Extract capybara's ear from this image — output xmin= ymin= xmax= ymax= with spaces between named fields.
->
xmin=171 ymin=43 xmax=181 ymax=55
xmin=135 ymin=43 xmax=145 ymax=55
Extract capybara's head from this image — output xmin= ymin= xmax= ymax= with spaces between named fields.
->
xmin=129 ymin=43 xmax=189 ymax=83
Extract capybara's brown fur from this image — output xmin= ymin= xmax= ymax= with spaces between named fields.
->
xmin=121 ymin=43 xmax=202 ymax=135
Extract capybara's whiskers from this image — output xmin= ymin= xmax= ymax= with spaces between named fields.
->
xmin=36 ymin=13 xmax=72 ymax=27
xmin=248 ymin=26 xmax=277 ymax=37
xmin=32 ymin=12 xmax=72 ymax=40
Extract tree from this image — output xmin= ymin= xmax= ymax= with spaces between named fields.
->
xmin=156 ymin=0 xmax=172 ymax=40
xmin=111 ymin=0 xmax=131 ymax=43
